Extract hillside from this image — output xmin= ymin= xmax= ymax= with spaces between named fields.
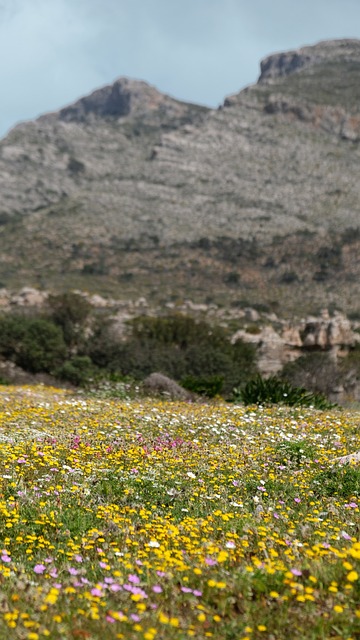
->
xmin=0 ymin=39 xmax=360 ymax=316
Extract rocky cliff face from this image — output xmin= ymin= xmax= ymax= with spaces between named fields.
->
xmin=258 ymin=39 xmax=360 ymax=83
xmin=0 ymin=40 xmax=360 ymax=315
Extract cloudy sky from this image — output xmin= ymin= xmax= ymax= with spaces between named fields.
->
xmin=0 ymin=0 xmax=359 ymax=138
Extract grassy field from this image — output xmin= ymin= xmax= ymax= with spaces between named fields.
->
xmin=0 ymin=386 xmax=359 ymax=639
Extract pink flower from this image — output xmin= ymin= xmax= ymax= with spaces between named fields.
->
xmin=291 ymin=568 xmax=302 ymax=576
xmin=34 ymin=564 xmax=46 ymax=574
xmin=99 ymin=561 xmax=108 ymax=569
xmin=152 ymin=585 xmax=162 ymax=593
xmin=74 ymin=554 xmax=83 ymax=563
xmin=193 ymin=590 xmax=202 ymax=596
xmin=294 ymin=497 xmax=301 ymax=503
xmin=1 ymin=554 xmax=11 ymax=563
xmin=91 ymin=588 xmax=102 ymax=597
xmin=128 ymin=574 xmax=140 ymax=583
xmin=68 ymin=567 xmax=79 ymax=575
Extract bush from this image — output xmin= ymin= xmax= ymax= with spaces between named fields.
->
xmin=56 ymin=356 xmax=97 ymax=386
xmin=0 ymin=315 xmax=67 ymax=374
xmin=181 ymin=374 xmax=224 ymax=398
xmin=48 ymin=292 xmax=91 ymax=349
xmin=234 ymin=374 xmax=336 ymax=409
xmin=281 ymin=352 xmax=340 ymax=398
xmin=86 ymin=314 xmax=258 ymax=397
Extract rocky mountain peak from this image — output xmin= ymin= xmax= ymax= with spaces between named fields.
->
xmin=42 ymin=77 xmax=186 ymax=124
xmin=258 ymin=38 xmax=360 ymax=83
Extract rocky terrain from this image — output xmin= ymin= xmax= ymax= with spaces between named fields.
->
xmin=0 ymin=39 xmax=360 ymax=315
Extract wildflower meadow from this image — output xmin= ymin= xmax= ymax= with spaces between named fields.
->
xmin=0 ymin=385 xmax=359 ymax=639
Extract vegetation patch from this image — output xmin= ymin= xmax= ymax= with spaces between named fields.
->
xmin=0 ymin=388 xmax=358 ymax=638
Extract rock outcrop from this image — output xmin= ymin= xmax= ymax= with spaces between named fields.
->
xmin=258 ymin=39 xmax=360 ymax=83
xmin=232 ymin=311 xmax=360 ymax=377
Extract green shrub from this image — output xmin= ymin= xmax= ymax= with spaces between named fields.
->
xmin=181 ymin=374 xmax=224 ymax=398
xmin=281 ymin=352 xmax=341 ymax=398
xmin=234 ymin=374 xmax=336 ymax=409
xmin=0 ymin=315 xmax=67 ymax=374
xmin=48 ymin=292 xmax=91 ymax=349
xmin=56 ymin=356 xmax=97 ymax=386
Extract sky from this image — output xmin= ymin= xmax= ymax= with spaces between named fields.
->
xmin=0 ymin=0 xmax=359 ymax=138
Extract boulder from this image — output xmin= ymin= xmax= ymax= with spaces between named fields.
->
xmin=142 ymin=373 xmax=193 ymax=401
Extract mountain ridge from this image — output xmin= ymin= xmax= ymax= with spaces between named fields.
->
xmin=0 ymin=38 xmax=359 ymax=316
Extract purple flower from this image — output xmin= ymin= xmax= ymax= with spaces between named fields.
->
xmin=1 ymin=554 xmax=11 ymax=563
xmin=130 ymin=614 xmax=141 ymax=622
xmin=110 ymin=584 xmax=122 ymax=592
xmin=99 ymin=561 xmax=108 ymax=569
xmin=294 ymin=497 xmax=301 ymax=503
xmin=152 ymin=585 xmax=162 ymax=593
xmin=193 ymin=590 xmax=202 ymax=597
xmin=68 ymin=567 xmax=79 ymax=575
xmin=291 ymin=568 xmax=302 ymax=576
xmin=91 ymin=588 xmax=102 ymax=597
xmin=205 ymin=557 xmax=217 ymax=566
xmin=74 ymin=554 xmax=83 ymax=563
xmin=128 ymin=574 xmax=140 ymax=584
xmin=181 ymin=587 xmax=192 ymax=593
xmin=34 ymin=564 xmax=46 ymax=574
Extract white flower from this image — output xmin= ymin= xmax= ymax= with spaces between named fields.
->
xmin=148 ymin=540 xmax=160 ymax=548
xmin=225 ymin=541 xmax=236 ymax=549
xmin=186 ymin=472 xmax=196 ymax=479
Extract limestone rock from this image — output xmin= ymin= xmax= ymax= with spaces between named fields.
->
xmin=259 ymin=39 xmax=360 ymax=83
xmin=142 ymin=373 xmax=193 ymax=400
xmin=334 ymin=451 xmax=360 ymax=465
xmin=10 ymin=287 xmax=48 ymax=307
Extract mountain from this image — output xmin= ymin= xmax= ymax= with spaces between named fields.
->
xmin=0 ymin=39 xmax=360 ymax=317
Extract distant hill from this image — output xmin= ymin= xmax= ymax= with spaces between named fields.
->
xmin=0 ymin=39 xmax=360 ymax=317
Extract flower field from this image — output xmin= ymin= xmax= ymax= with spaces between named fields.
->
xmin=0 ymin=386 xmax=359 ymax=640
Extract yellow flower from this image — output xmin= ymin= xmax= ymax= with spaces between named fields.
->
xmin=347 ymin=571 xmax=359 ymax=582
